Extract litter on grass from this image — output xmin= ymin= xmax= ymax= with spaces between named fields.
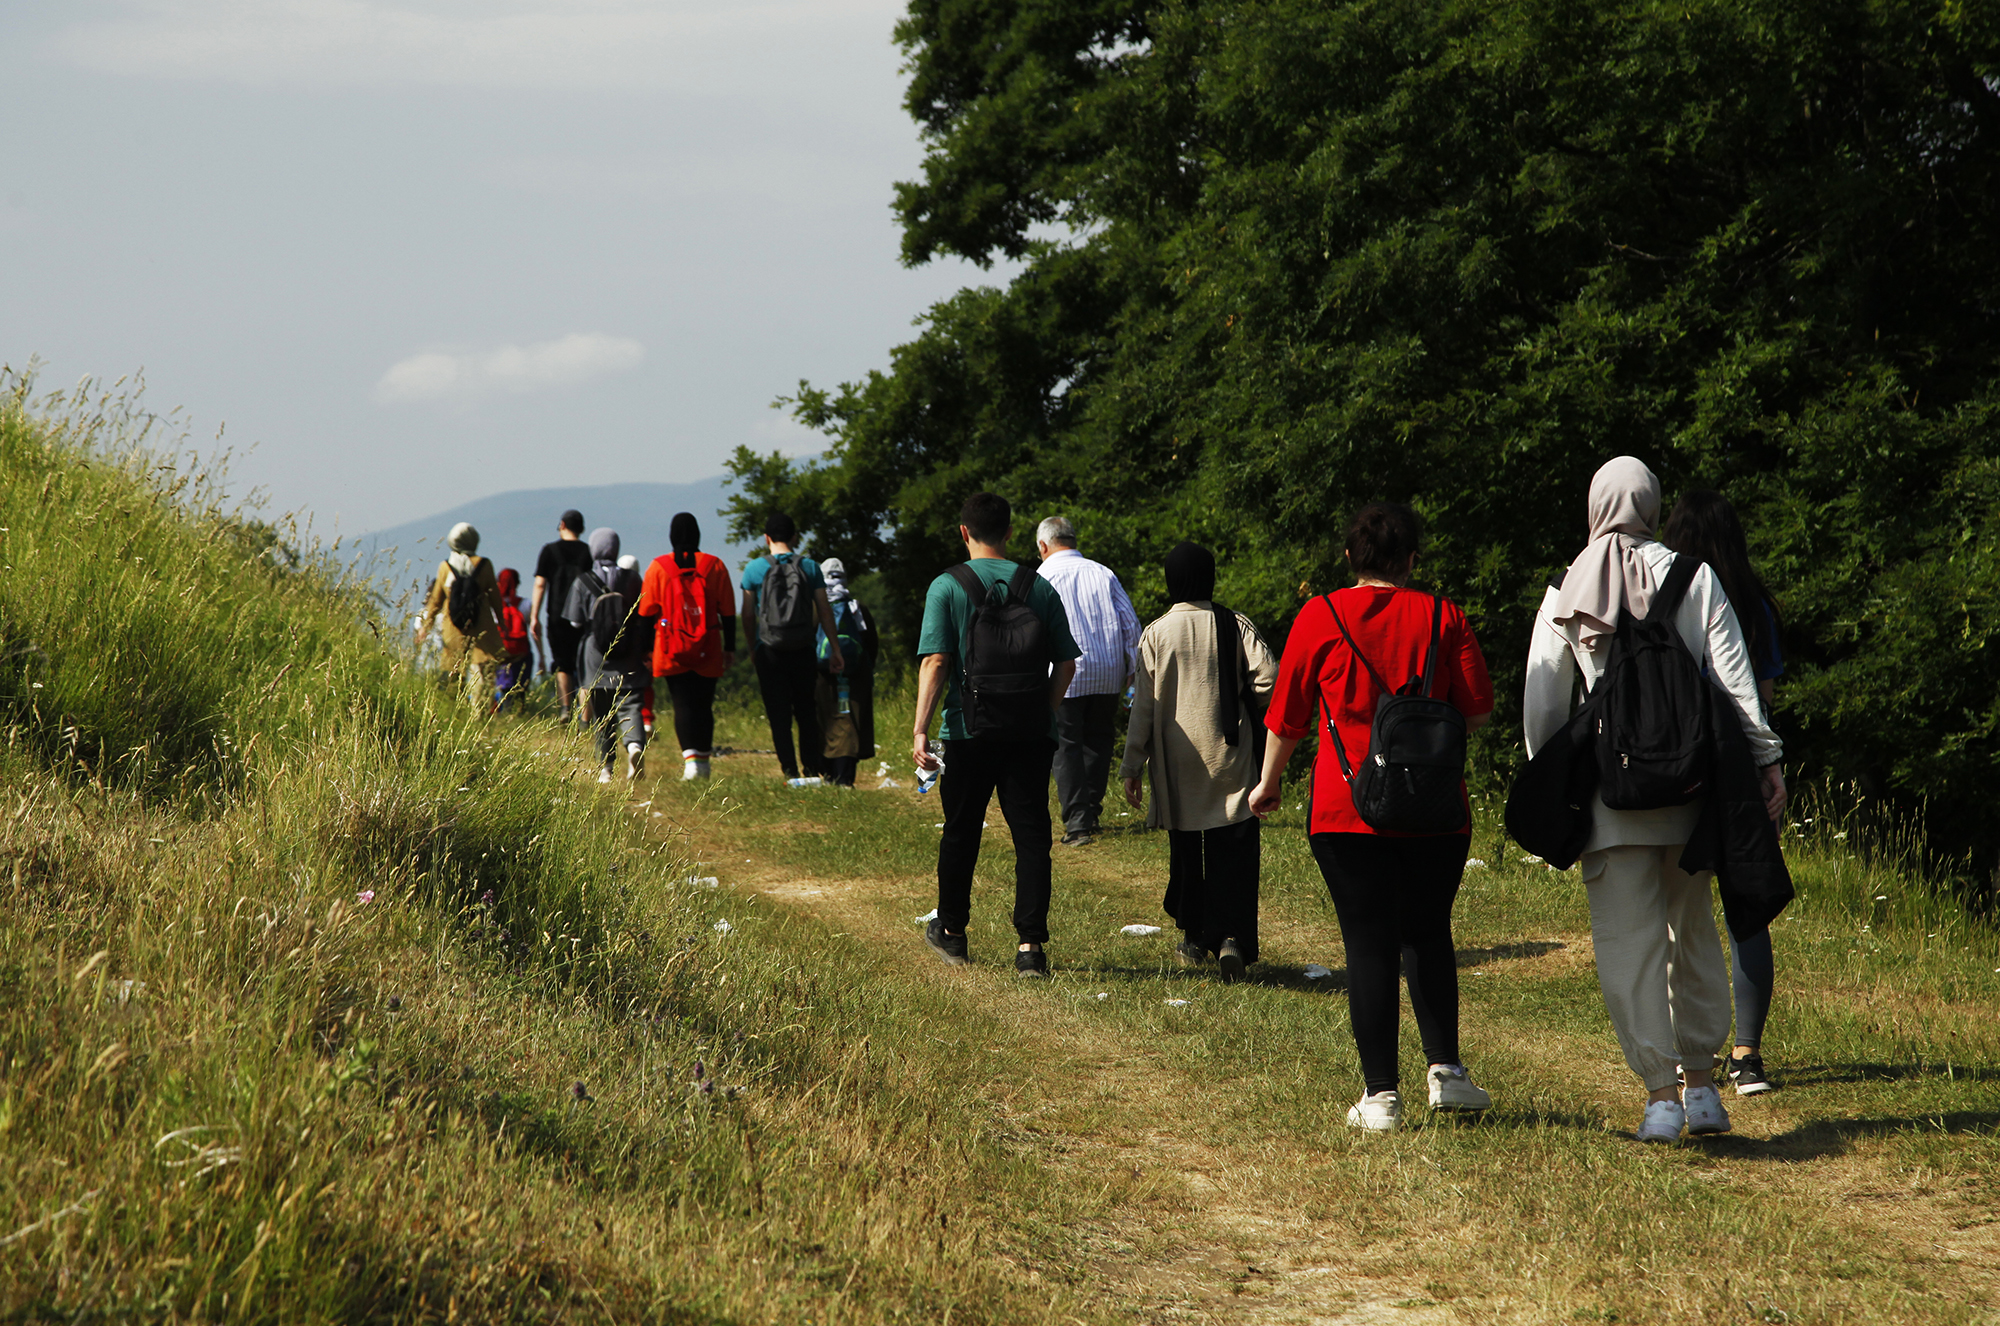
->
xmin=915 ymin=908 xmax=939 ymax=925
xmin=1302 ymin=964 xmax=1334 ymax=980
xmin=1163 ymin=998 xmax=1190 ymax=1007
xmin=687 ymin=876 xmax=720 ymax=890
xmin=1465 ymin=858 xmax=1487 ymax=869
xmin=712 ymin=920 xmax=734 ymax=935
xmin=877 ymin=777 xmax=904 ymax=789
xmin=1094 ymin=992 xmax=1110 ymax=1000
xmin=1120 ymin=924 xmax=1163 ymax=936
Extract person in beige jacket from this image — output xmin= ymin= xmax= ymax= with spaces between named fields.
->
xmin=415 ymin=521 xmax=506 ymax=708
xmin=1121 ymin=542 xmax=1278 ymax=981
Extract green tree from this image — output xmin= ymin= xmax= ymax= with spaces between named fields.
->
xmin=729 ymin=0 xmax=2000 ymax=872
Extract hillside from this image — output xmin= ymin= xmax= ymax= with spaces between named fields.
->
xmin=2 ymin=383 xmax=1998 ymax=1323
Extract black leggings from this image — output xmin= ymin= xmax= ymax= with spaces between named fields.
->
xmin=1309 ymin=832 xmax=1469 ymax=1095
xmin=1730 ymin=928 xmax=1774 ymax=1050
xmin=663 ymin=672 xmax=718 ymax=754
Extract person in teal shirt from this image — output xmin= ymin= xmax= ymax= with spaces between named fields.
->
xmin=913 ymin=492 xmax=1081 ymax=977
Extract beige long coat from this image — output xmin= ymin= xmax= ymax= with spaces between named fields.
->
xmin=1120 ymin=602 xmax=1278 ymax=832
xmin=418 ymin=556 xmax=506 ymax=669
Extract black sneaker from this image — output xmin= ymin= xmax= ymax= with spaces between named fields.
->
xmin=1059 ymin=829 xmax=1096 ymax=847
xmin=924 ymin=918 xmax=969 ymax=966
xmin=1014 ymin=947 xmax=1048 ymax=978
xmin=1218 ymin=938 xmax=1246 ymax=984
xmin=1175 ymin=940 xmax=1208 ymax=967
xmin=1730 ymin=1052 xmax=1774 ymax=1096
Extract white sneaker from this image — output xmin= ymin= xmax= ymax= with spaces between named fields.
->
xmin=597 ymin=767 xmax=613 ymax=785
xmin=1636 ymin=1099 xmax=1685 ymax=1143
xmin=1346 ymin=1090 xmax=1401 ymax=1132
xmin=625 ymin=741 xmax=645 ymax=781
xmin=1683 ymin=1085 xmax=1732 ymax=1136
xmin=1427 ymin=1064 xmax=1492 ymax=1112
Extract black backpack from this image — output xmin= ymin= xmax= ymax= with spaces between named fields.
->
xmin=1593 ymin=553 xmax=1710 ymax=810
xmin=578 ymin=569 xmax=636 ymax=658
xmin=1324 ymin=593 xmax=1468 ymax=834
xmin=446 ymin=559 xmax=486 ymax=634
xmin=757 ymin=555 xmax=817 ymax=652
xmin=945 ymin=563 xmax=1049 ymax=740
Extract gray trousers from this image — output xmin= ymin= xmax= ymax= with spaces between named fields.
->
xmin=590 ymin=680 xmax=647 ymax=768
xmin=1054 ymin=692 xmax=1119 ymax=834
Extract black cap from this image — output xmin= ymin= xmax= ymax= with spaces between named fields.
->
xmin=560 ymin=509 xmax=584 ymax=534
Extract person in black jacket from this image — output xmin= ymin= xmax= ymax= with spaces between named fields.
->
xmin=1665 ymin=489 xmax=1790 ymax=1096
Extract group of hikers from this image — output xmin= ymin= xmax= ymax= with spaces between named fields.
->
xmin=412 ymin=508 xmax=877 ymax=786
xmin=416 ymin=458 xmax=1790 ymax=1144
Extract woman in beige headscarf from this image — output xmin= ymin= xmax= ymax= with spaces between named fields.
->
xmin=416 ymin=521 xmax=506 ymax=707
xmin=1523 ymin=457 xmax=1784 ymax=1144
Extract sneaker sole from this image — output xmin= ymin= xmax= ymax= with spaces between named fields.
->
xmin=1637 ymin=1131 xmax=1684 ymax=1144
xmin=1218 ymin=951 xmax=1246 ymax=983
xmin=1430 ymin=1099 xmax=1490 ymax=1113
xmin=1733 ymin=1080 xmax=1774 ymax=1096
xmin=1345 ymin=1111 xmax=1399 ymax=1132
xmin=923 ymin=937 xmax=970 ymax=967
xmin=1015 ymin=968 xmax=1048 ymax=979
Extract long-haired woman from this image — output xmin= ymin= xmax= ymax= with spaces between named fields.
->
xmin=1663 ymin=488 xmax=1785 ymax=1096
xmin=1250 ymin=503 xmax=1496 ymax=1131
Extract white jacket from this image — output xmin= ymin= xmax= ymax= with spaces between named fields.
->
xmin=1523 ymin=539 xmax=1780 ymax=853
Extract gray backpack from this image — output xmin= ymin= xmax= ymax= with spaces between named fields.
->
xmin=757 ymin=554 xmax=816 ymax=651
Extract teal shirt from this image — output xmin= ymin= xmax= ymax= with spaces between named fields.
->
xmin=741 ymin=552 xmax=825 ymax=650
xmin=917 ymin=559 xmax=1082 ymax=742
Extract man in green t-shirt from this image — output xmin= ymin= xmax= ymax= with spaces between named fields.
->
xmin=913 ymin=492 xmax=1081 ymax=977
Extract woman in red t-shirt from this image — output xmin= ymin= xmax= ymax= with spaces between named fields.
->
xmin=1250 ymin=503 xmax=1495 ymax=1132
xmin=637 ymin=513 xmax=737 ymax=779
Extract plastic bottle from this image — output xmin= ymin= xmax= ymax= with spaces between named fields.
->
xmin=837 ymin=676 xmax=851 ymax=715
xmin=786 ymin=776 xmax=824 ymax=788
xmin=916 ymin=749 xmax=945 ymax=794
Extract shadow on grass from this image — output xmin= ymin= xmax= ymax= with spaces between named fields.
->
xmin=1694 ymin=1109 xmax=2000 ymax=1161
xmin=1780 ymin=1060 xmax=2000 ymax=1086
xmin=1456 ymin=939 xmax=1566 ymax=967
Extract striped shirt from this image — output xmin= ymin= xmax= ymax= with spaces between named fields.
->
xmin=1037 ymin=548 xmax=1141 ymax=698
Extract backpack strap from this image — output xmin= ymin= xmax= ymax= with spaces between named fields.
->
xmin=1321 ymin=593 xmax=1392 ymax=786
xmin=1006 ymin=560 xmax=1041 ymax=606
xmin=944 ymin=563 xmax=988 ymax=684
xmin=1417 ymin=593 xmax=1445 ymax=699
xmin=1646 ymin=553 xmax=1700 ymax=623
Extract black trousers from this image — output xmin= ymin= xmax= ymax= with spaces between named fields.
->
xmin=1309 ymin=831 xmax=1469 ymax=1095
xmin=1054 ymin=693 xmax=1119 ymax=834
xmin=937 ymin=737 xmax=1056 ymax=945
xmin=753 ymin=646 xmax=822 ymax=778
xmin=663 ymin=672 xmax=718 ymax=754
xmin=1165 ymin=817 xmax=1262 ymax=963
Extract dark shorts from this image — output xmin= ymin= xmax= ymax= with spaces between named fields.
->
xmin=545 ymin=620 xmax=583 ymax=677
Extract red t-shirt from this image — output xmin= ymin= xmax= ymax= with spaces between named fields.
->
xmin=1266 ymin=586 xmax=1494 ymax=836
xmin=638 ymin=552 xmax=736 ymax=679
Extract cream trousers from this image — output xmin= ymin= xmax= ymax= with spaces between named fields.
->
xmin=1580 ymin=845 xmax=1733 ymax=1092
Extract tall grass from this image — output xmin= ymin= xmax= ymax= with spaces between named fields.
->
xmin=0 ymin=379 xmax=1084 ymax=1322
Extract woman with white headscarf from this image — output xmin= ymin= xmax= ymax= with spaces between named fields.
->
xmin=416 ymin=521 xmax=506 ymax=708
xmin=1523 ymin=457 xmax=1784 ymax=1144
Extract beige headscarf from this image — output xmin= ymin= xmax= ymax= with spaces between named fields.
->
xmin=1550 ymin=456 xmax=1661 ymax=651
xmin=446 ymin=522 xmax=480 ymax=578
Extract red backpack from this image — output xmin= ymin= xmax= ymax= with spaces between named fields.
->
xmin=659 ymin=559 xmax=710 ymax=670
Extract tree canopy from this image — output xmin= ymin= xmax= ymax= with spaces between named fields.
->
xmin=727 ymin=0 xmax=2000 ymax=870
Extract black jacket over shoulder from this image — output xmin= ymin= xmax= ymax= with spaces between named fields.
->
xmin=1679 ymin=675 xmax=1794 ymax=940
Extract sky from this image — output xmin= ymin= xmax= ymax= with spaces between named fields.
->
xmin=0 ymin=0 xmax=1006 ymax=540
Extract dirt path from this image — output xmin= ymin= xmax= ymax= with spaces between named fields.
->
xmin=620 ymin=752 xmax=2000 ymax=1325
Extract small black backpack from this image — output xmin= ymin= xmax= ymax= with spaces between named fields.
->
xmin=1593 ymin=553 xmax=1711 ymax=809
xmin=446 ymin=560 xmax=486 ymax=633
xmin=578 ymin=569 xmax=636 ymax=658
xmin=1325 ymin=593 xmax=1468 ymax=834
xmin=946 ymin=563 xmax=1049 ymax=740
xmin=757 ymin=554 xmax=818 ymax=652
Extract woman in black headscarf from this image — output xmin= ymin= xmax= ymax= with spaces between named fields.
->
xmin=1119 ymin=541 xmax=1278 ymax=980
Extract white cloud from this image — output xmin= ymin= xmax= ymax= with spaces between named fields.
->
xmin=47 ymin=0 xmax=903 ymax=95
xmin=373 ymin=332 xmax=644 ymax=404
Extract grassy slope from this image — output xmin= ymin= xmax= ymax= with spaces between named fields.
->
xmin=3 ymin=385 xmax=1996 ymax=1323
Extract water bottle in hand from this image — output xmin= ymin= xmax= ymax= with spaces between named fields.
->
xmin=916 ymin=745 xmax=944 ymax=794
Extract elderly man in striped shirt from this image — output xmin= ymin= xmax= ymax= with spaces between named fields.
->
xmin=1036 ymin=516 xmax=1143 ymax=845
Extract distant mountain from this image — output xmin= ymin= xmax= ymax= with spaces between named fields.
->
xmin=355 ymin=477 xmax=765 ymax=611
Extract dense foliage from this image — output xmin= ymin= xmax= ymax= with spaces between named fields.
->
xmin=727 ymin=0 xmax=2000 ymax=869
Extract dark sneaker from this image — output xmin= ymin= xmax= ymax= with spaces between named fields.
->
xmin=1175 ymin=940 xmax=1208 ymax=968
xmin=1218 ymin=938 xmax=1246 ymax=983
xmin=1014 ymin=948 xmax=1048 ymax=978
xmin=924 ymin=918 xmax=969 ymax=967
xmin=1730 ymin=1052 xmax=1774 ymax=1096
xmin=1059 ymin=829 xmax=1096 ymax=847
